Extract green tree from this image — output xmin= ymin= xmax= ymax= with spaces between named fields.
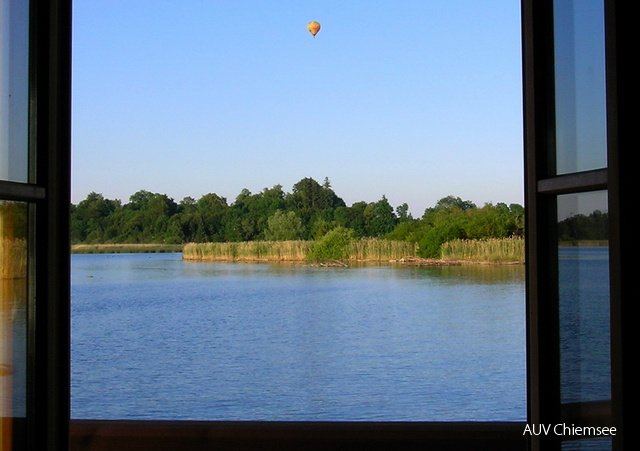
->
xmin=366 ymin=195 xmax=397 ymax=236
xmin=287 ymin=177 xmax=345 ymax=236
xmin=509 ymin=203 xmax=525 ymax=237
xmin=71 ymin=192 xmax=121 ymax=243
xmin=334 ymin=202 xmax=368 ymax=237
xmin=168 ymin=196 xmax=205 ymax=242
xmin=466 ymin=203 xmax=508 ymax=239
xmin=228 ymin=185 xmax=287 ymax=240
xmin=423 ymin=195 xmax=476 ymax=220
xmin=395 ymin=203 xmax=413 ymax=222
xmin=179 ymin=196 xmax=197 ymax=213
xmin=122 ymin=191 xmax=178 ymax=242
xmin=264 ymin=210 xmax=304 ymax=241
xmin=289 ymin=177 xmax=344 ymax=211
xmin=196 ymin=193 xmax=228 ymax=241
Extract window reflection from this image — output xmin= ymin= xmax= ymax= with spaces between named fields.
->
xmin=561 ymin=437 xmax=611 ymax=451
xmin=557 ymin=191 xmax=610 ymax=404
xmin=0 ymin=0 xmax=30 ymax=182
xmin=1 ymin=201 xmax=28 ymax=450
xmin=553 ymin=0 xmax=607 ymax=174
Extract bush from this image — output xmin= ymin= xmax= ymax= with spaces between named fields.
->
xmin=417 ymin=223 xmax=466 ymax=258
xmin=307 ymin=227 xmax=355 ymax=260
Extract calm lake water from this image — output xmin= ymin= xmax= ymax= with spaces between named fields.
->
xmin=71 ymin=253 xmax=527 ymax=421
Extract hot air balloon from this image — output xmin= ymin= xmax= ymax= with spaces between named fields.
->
xmin=307 ymin=21 xmax=321 ymax=37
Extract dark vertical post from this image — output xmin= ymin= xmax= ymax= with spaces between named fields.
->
xmin=606 ymin=1 xmax=630 ymax=449
xmin=31 ymin=0 xmax=72 ymax=449
xmin=521 ymin=0 xmax=561 ymax=449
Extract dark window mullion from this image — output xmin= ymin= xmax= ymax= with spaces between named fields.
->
xmin=0 ymin=180 xmax=46 ymax=202
xmin=28 ymin=0 xmax=72 ymax=448
xmin=522 ymin=1 xmax=564 ymax=449
xmin=537 ymin=168 xmax=607 ymax=195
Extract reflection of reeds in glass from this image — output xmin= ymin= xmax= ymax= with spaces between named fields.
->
xmin=2 ymin=241 xmax=28 ymax=417
xmin=1 ymin=238 xmax=27 ymax=279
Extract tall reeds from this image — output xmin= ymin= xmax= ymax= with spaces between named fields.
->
xmin=183 ymin=239 xmax=418 ymax=262
xmin=183 ymin=241 xmax=312 ymax=261
xmin=184 ymin=238 xmax=524 ymax=263
xmin=349 ymin=238 xmax=418 ymax=261
xmin=440 ymin=237 xmax=525 ymax=263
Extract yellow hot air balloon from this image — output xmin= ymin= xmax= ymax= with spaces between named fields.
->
xmin=307 ymin=21 xmax=321 ymax=37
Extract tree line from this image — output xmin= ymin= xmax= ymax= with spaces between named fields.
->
xmin=71 ymin=177 xmax=529 ymax=258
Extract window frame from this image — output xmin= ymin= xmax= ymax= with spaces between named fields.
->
xmin=4 ymin=0 xmax=630 ymax=448
xmin=0 ymin=0 xmax=71 ymax=448
xmin=523 ymin=0 xmax=629 ymax=449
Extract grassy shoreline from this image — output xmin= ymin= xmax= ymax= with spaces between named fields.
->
xmin=70 ymin=238 xmax=603 ymax=262
xmin=182 ymin=238 xmax=525 ymax=265
xmin=182 ymin=239 xmax=419 ymax=263
xmin=440 ymin=238 xmax=525 ymax=263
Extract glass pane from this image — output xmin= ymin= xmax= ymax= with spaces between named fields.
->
xmin=558 ymin=191 xmax=610 ymax=403
xmin=562 ymin=437 xmax=611 ymax=450
xmin=0 ymin=0 xmax=30 ymax=182
xmin=1 ymin=201 xmax=28 ymax=450
xmin=553 ymin=0 xmax=607 ymax=174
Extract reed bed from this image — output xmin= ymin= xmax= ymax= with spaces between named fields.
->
xmin=2 ymin=238 xmax=27 ymax=279
xmin=183 ymin=239 xmax=417 ymax=262
xmin=349 ymin=238 xmax=418 ymax=261
xmin=440 ymin=237 xmax=525 ymax=263
xmin=183 ymin=241 xmax=312 ymax=261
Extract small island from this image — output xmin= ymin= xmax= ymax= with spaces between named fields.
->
xmin=67 ymin=177 xmax=603 ymax=264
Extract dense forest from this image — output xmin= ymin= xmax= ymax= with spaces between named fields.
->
xmin=70 ymin=177 xmax=527 ymax=259
xmin=1 ymin=177 xmax=608 ymax=261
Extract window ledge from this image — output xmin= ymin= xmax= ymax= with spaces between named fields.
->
xmin=70 ymin=419 xmax=527 ymax=450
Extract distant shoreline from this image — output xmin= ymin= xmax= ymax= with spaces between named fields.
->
xmin=70 ymin=239 xmax=606 ymax=261
xmin=69 ymin=243 xmax=506 ymax=265
xmin=71 ymin=243 xmax=183 ymax=254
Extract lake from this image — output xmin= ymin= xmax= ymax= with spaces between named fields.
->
xmin=71 ymin=253 xmax=527 ymax=421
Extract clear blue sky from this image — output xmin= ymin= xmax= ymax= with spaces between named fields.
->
xmin=72 ymin=1 xmax=523 ymax=217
